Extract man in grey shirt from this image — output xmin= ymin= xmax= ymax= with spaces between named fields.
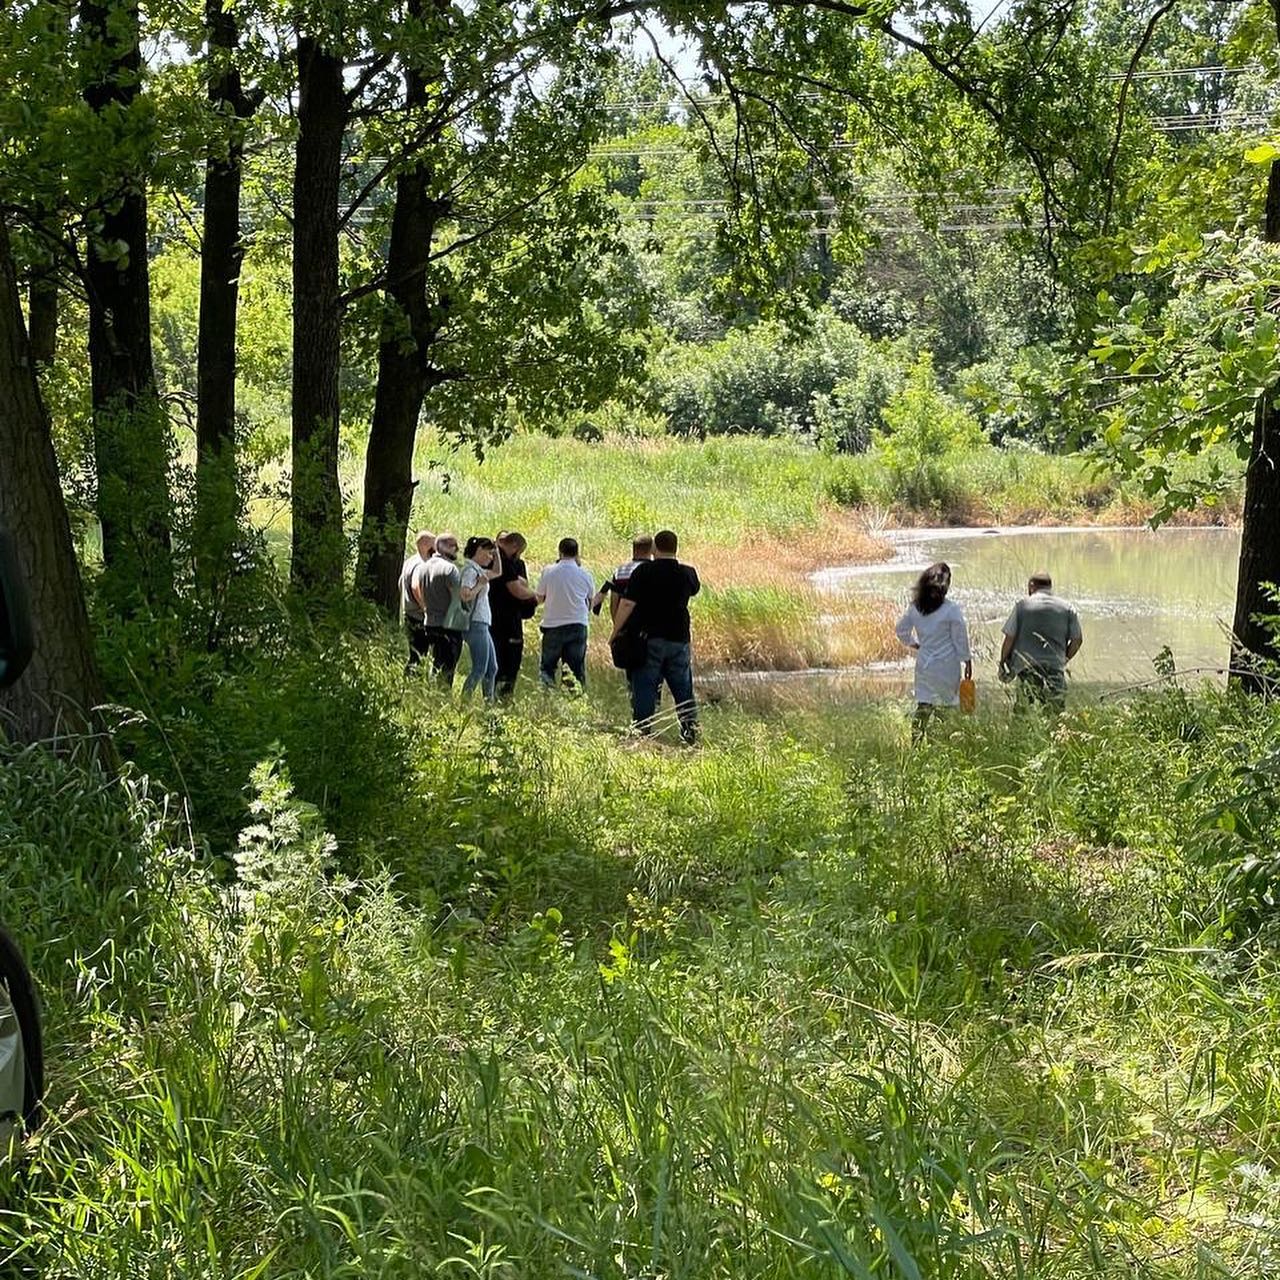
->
xmin=414 ymin=532 xmax=464 ymax=684
xmin=999 ymin=570 xmax=1083 ymax=710
xmin=400 ymin=529 xmax=435 ymax=672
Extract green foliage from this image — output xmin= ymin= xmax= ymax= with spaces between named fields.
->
xmin=235 ymin=756 xmax=340 ymax=910
xmin=151 ymin=245 xmax=294 ymax=435
xmin=821 ymin=455 xmax=870 ymax=507
xmin=814 ymin=342 xmax=905 ymax=455
xmin=1082 ymin=224 xmax=1280 ymax=520
xmin=652 ymin=313 xmax=884 ymax=441
xmin=1178 ymin=675 xmax=1280 ymax=924
xmin=7 ymin=653 xmax=1280 ymax=1275
xmin=872 ymin=353 xmax=987 ymax=509
xmin=93 ymin=588 xmax=419 ymax=863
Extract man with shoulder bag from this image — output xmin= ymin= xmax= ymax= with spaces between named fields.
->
xmin=491 ymin=531 xmax=539 ymax=697
xmin=609 ymin=618 xmax=648 ymax=677
xmin=610 ymin=528 xmax=700 ymax=744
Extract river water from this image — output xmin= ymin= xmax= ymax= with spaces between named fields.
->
xmin=817 ymin=525 xmax=1240 ymax=690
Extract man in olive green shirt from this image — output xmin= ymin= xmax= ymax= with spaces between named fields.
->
xmin=999 ymin=571 xmax=1083 ymax=710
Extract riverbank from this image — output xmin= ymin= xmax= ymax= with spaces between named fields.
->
xmin=237 ymin=432 xmax=1243 ymax=674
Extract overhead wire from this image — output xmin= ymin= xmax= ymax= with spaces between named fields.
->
xmin=593 ymin=63 xmax=1269 ymax=115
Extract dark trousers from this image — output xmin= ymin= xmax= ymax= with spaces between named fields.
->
xmin=631 ymin=637 xmax=697 ymax=742
xmin=540 ymin=624 xmax=588 ymax=688
xmin=1017 ymin=667 xmax=1067 ymax=712
xmin=405 ymin=619 xmax=431 ymax=671
xmin=422 ymin=625 xmax=464 ymax=686
xmin=912 ymin=703 xmax=951 ymax=741
xmin=493 ymin=622 xmax=525 ymax=697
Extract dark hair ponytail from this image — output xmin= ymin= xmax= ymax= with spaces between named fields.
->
xmin=913 ymin=562 xmax=951 ymax=615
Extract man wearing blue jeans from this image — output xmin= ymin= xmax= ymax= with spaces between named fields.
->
xmin=610 ymin=529 xmax=700 ymax=744
xmin=535 ymin=537 xmax=595 ymax=688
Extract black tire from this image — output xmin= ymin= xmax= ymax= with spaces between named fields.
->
xmin=0 ymin=929 xmax=42 ymax=1132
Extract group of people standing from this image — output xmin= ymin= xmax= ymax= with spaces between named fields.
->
xmin=895 ymin=562 xmax=1084 ymax=731
xmin=400 ymin=527 xmax=1082 ymax=741
xmin=399 ymin=528 xmax=701 ymax=743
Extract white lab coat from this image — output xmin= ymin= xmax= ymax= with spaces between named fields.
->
xmin=895 ymin=599 xmax=972 ymax=706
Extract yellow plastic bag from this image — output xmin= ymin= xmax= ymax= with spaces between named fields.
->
xmin=958 ymin=677 xmax=976 ymax=715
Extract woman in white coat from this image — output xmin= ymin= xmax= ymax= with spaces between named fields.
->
xmin=895 ymin=562 xmax=972 ymax=737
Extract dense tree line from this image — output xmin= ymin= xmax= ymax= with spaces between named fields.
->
xmin=3 ymin=0 xmax=1280 ymax=741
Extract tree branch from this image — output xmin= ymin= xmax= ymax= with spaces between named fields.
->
xmin=1102 ymin=0 xmax=1176 ymax=233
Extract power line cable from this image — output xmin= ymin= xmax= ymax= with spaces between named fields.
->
xmin=595 ymin=64 xmax=1268 ymax=114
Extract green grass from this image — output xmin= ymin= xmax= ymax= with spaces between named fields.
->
xmin=3 ymin=633 xmax=1279 ymax=1276
xmin=286 ymin=430 xmax=1237 ymax=676
xmin=347 ymin=434 xmax=1240 ymax=570
xmin=388 ymin=432 xmax=839 ymax=564
xmin=823 ymin=439 xmax=1243 ymax=527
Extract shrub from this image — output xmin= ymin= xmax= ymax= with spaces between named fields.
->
xmin=652 ymin=313 xmax=886 ymax=440
xmin=873 ymin=352 xmax=987 ymax=510
xmin=822 ymin=455 xmax=871 ymax=507
xmin=814 ymin=345 xmax=905 ymax=455
xmin=93 ymin=592 xmax=420 ymax=868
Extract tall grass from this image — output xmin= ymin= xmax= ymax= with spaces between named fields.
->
xmin=400 ymin=433 xmax=837 ymax=558
xmin=3 ymin=666 xmax=1279 ymax=1277
xmin=824 ymin=440 xmax=1243 ymax=527
xmin=387 ymin=433 xmax=900 ymax=673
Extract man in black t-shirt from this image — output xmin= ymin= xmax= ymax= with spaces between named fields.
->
xmin=490 ymin=531 xmax=538 ymax=697
xmin=610 ymin=528 xmax=700 ymax=743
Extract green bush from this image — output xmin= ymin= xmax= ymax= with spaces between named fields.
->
xmin=652 ymin=313 xmax=889 ymax=441
xmin=822 ymin=455 xmax=873 ymax=507
xmin=873 ymin=352 xmax=987 ymax=510
xmin=814 ymin=344 xmax=905 ymax=455
xmin=93 ymin=590 xmax=421 ymax=868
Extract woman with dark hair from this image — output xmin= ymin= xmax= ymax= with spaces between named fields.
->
xmin=894 ymin=561 xmax=972 ymax=735
xmin=460 ymin=536 xmax=502 ymax=699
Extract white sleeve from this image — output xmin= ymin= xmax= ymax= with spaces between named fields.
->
xmin=952 ymin=608 xmax=972 ymax=662
xmin=895 ymin=607 xmax=916 ymax=646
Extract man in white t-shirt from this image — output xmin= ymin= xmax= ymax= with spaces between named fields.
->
xmin=399 ymin=529 xmax=434 ymax=671
xmin=535 ymin=536 xmax=595 ymax=688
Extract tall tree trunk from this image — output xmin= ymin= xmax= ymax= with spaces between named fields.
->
xmin=27 ymin=1 xmax=69 ymax=370
xmin=1231 ymin=156 xmax=1280 ymax=688
xmin=194 ymin=0 xmax=257 ymax=595
xmin=290 ymin=36 xmax=347 ymax=596
xmin=355 ymin=31 xmax=448 ymax=616
xmin=80 ymin=0 xmax=173 ymax=606
xmin=0 ymin=217 xmax=101 ymax=743
xmin=1231 ymin=0 xmax=1280 ymax=690
xmin=27 ymin=266 xmax=57 ymax=368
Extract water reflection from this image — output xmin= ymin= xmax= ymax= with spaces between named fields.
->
xmin=819 ymin=526 xmax=1240 ymax=687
